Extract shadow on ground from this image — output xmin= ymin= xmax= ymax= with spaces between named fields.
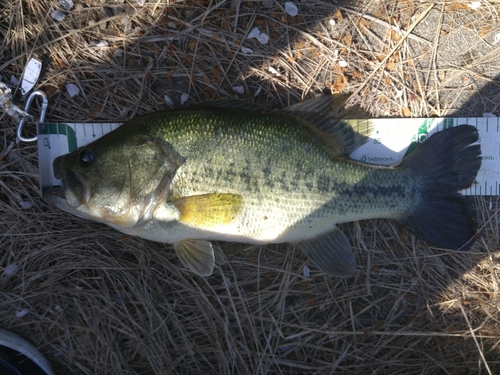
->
xmin=1 ymin=1 xmax=499 ymax=374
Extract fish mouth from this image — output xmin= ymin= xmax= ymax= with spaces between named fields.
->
xmin=43 ymin=186 xmax=96 ymax=222
xmin=44 ymin=169 xmax=95 ymax=224
xmin=55 ymin=170 xmax=91 ymax=208
xmin=67 ymin=170 xmax=92 ymax=206
xmin=51 ymin=157 xmax=92 ymax=208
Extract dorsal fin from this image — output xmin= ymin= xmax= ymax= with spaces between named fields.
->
xmin=191 ymin=98 xmax=264 ymax=111
xmin=192 ymin=95 xmax=374 ymax=155
xmin=283 ymin=95 xmax=375 ymax=155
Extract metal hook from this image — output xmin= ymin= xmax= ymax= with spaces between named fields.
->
xmin=17 ymin=90 xmax=48 ymax=142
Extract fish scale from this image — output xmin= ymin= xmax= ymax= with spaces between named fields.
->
xmin=134 ymin=109 xmax=419 ymax=243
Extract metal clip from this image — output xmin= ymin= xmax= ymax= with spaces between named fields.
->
xmin=0 ymin=82 xmax=13 ymax=109
xmin=0 ymin=82 xmax=32 ymax=123
xmin=17 ymin=90 xmax=48 ymax=142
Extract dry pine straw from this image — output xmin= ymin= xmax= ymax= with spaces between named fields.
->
xmin=1 ymin=0 xmax=500 ymax=374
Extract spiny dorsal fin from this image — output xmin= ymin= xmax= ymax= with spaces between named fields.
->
xmin=191 ymin=98 xmax=264 ymax=111
xmin=283 ymin=95 xmax=374 ymax=155
xmin=191 ymin=95 xmax=374 ymax=155
xmin=172 ymin=193 xmax=243 ymax=228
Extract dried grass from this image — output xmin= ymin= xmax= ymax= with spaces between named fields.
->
xmin=1 ymin=0 xmax=500 ymax=374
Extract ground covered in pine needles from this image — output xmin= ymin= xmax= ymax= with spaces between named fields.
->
xmin=1 ymin=1 xmax=499 ymax=374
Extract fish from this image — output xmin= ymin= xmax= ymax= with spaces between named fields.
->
xmin=44 ymin=95 xmax=482 ymax=277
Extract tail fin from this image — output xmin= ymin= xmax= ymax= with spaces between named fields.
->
xmin=398 ymin=125 xmax=481 ymax=250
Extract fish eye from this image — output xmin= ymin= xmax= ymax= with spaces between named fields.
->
xmin=78 ymin=148 xmax=94 ymax=167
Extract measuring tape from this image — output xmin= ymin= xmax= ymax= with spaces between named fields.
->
xmin=37 ymin=117 xmax=499 ymax=196
xmin=348 ymin=117 xmax=499 ymax=196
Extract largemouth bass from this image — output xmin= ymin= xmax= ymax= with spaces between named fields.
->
xmin=44 ymin=96 xmax=481 ymax=277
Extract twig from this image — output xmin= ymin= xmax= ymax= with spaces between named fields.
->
xmin=428 ymin=4 xmax=444 ymax=116
xmin=334 ymin=3 xmax=432 ymax=46
xmin=348 ymin=4 xmax=434 ymax=101
xmin=451 ymin=283 xmax=493 ymax=375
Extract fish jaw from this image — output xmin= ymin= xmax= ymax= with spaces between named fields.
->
xmin=44 ymin=180 xmax=158 ymax=230
xmin=44 ymin=188 xmax=99 ymax=222
xmin=45 ymin=185 xmax=166 ymax=229
xmin=52 ymin=155 xmax=92 ymax=208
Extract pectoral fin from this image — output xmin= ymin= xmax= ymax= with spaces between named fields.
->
xmin=173 ymin=193 xmax=243 ymax=228
xmin=293 ymin=227 xmax=356 ymax=278
xmin=174 ymin=239 xmax=215 ymax=276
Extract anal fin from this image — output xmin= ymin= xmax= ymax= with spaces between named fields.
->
xmin=212 ymin=243 xmax=227 ymax=265
xmin=293 ymin=227 xmax=356 ymax=278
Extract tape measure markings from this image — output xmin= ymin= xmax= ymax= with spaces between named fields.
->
xmin=38 ymin=118 xmax=500 ymax=196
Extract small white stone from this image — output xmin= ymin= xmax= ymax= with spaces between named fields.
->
xmin=303 ymin=265 xmax=310 ymax=278
xmin=180 ymin=93 xmax=189 ymax=105
xmin=59 ymin=0 xmax=74 ymax=11
xmin=232 ymin=86 xmax=244 ymax=94
xmin=21 ymin=201 xmax=34 ymax=209
xmin=50 ymin=10 xmax=65 ymax=21
xmin=256 ymin=33 xmax=269 ymax=44
xmin=65 ymin=83 xmax=80 ymax=97
xmin=285 ymin=2 xmax=299 ymax=17
xmin=95 ymin=41 xmax=109 ymax=49
xmin=247 ymin=26 xmax=269 ymax=44
xmin=3 ymin=264 xmax=18 ymax=277
xmin=248 ymin=26 xmax=261 ymax=39
xmin=16 ymin=308 xmax=29 ymax=318
xmin=467 ymin=2 xmax=481 ymax=10
xmin=164 ymin=94 xmax=174 ymax=107
xmin=241 ymin=46 xmax=254 ymax=54
xmin=268 ymin=66 xmax=280 ymax=75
